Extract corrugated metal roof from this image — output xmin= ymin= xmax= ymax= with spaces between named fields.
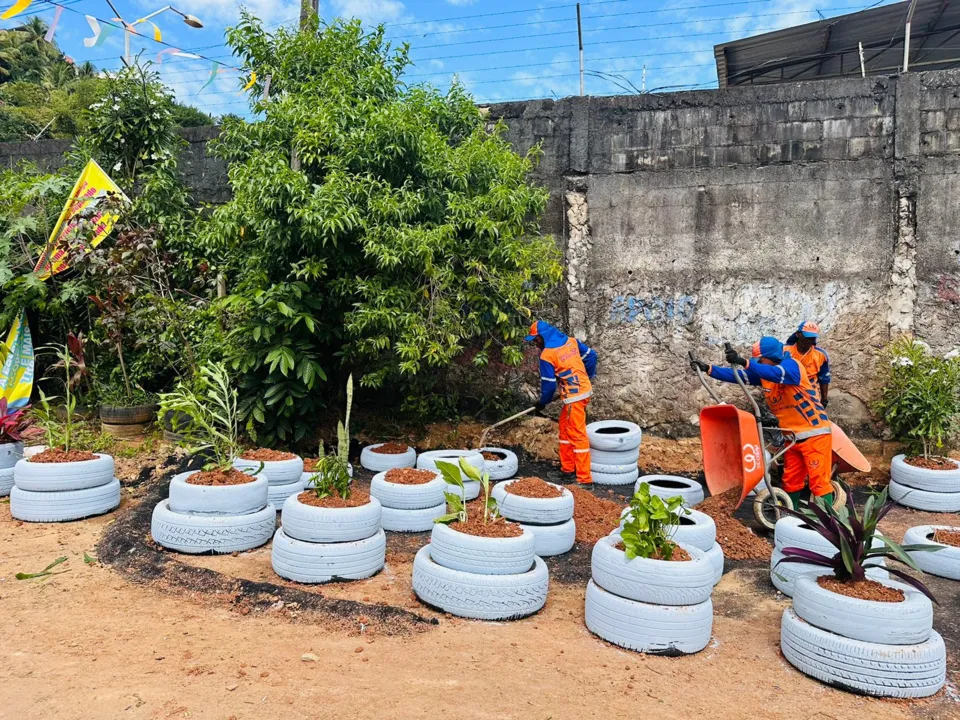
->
xmin=715 ymin=0 xmax=959 ymax=86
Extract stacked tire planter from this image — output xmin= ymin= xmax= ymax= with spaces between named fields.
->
xmin=636 ymin=475 xmax=705 ymax=507
xmin=585 ymin=533 xmax=714 ymax=654
xmin=673 ymin=509 xmax=724 ymax=586
xmin=770 ymin=516 xmax=889 ymax=596
xmin=100 ymin=403 xmax=157 ymax=438
xmin=234 ymin=453 xmax=305 ymax=511
xmin=781 ymin=575 xmax=945 ymax=698
xmin=412 ymin=521 xmax=548 ymax=620
xmin=587 ymin=420 xmax=642 ymax=485
xmin=889 ymin=454 xmax=960 ymax=512
xmin=478 ymin=448 xmax=518 ymax=481
xmin=904 ymin=525 xmax=960 ymax=580
xmin=10 ymin=453 xmax=121 ymax=522
xmin=151 ymin=468 xmax=276 ymax=553
xmin=370 ymin=468 xmax=447 ymax=532
xmin=491 ymin=479 xmax=575 ymax=556
xmin=272 ymin=491 xmax=385 ymax=583
xmin=359 ymin=443 xmax=417 ymax=472
xmin=0 ymin=440 xmax=22 ymax=497
xmin=416 ymin=450 xmax=485 ymax=500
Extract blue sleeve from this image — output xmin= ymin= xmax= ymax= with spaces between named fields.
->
xmin=577 ymin=340 xmax=597 ymax=379
xmin=746 ymin=357 xmax=802 ymax=385
xmin=539 ymin=358 xmax=557 ymax=405
xmin=818 ymin=348 xmax=831 ymax=384
xmin=708 ymin=365 xmax=760 ymax=386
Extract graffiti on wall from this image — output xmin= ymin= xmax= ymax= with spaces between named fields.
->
xmin=609 ymin=293 xmax=697 ymax=325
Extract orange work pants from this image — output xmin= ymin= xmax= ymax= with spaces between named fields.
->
xmin=559 ymin=398 xmax=591 ymax=484
xmin=781 ymin=432 xmax=833 ymax=497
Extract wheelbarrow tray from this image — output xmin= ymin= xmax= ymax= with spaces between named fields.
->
xmin=831 ymin=422 xmax=871 ymax=474
xmin=699 ymin=404 xmax=765 ymax=507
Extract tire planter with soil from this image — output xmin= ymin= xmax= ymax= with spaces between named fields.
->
xmin=280 ymin=493 xmax=383 ymax=544
xmin=13 ymin=453 xmax=114 ymax=491
xmin=427 ymin=521 xmax=536 ymax=575
xmin=903 ymin=525 xmax=960 ymax=580
xmin=10 ymin=478 xmax=121 ymax=522
xmin=370 ymin=470 xmax=445 ymax=510
xmin=890 ymin=454 xmax=960 ymax=493
xmin=479 ymin=448 xmax=518 ymax=481
xmin=168 ymin=469 xmax=268 ymax=516
xmin=416 ymin=450 xmax=485 ymax=500
xmin=151 ymin=500 xmax=276 ymax=554
xmin=411 ymin=545 xmax=548 ymax=620
xmin=100 ymin=404 xmax=157 ymax=425
xmin=636 ymin=475 xmax=705 ymax=507
xmin=770 ymin=548 xmax=889 ymax=596
xmin=271 ymin=527 xmax=386 ymax=583
xmin=0 ymin=440 xmax=23 ymax=469
xmin=889 ymin=478 xmax=960 ymax=512
xmin=360 ymin=443 xmax=417 ymax=472
xmin=268 ymin=479 xmax=306 ymax=509
xmin=381 ymin=502 xmax=447 ymax=532
xmin=233 ymin=454 xmax=304 ymax=486
xmin=586 ymin=420 xmax=642 ymax=452
xmin=517 ymin=518 xmax=577 ymax=557
xmin=491 ymin=479 xmax=574 ymax=525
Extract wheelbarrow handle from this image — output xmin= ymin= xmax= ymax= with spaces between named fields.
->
xmin=689 ymin=351 xmax=721 ymax=404
xmin=724 ymin=342 xmax=763 ymax=418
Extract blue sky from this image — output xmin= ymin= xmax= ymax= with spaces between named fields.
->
xmin=3 ymin=0 xmax=901 ymax=117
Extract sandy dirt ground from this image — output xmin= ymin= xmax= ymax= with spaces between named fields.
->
xmin=1 ymin=429 xmax=959 ymax=720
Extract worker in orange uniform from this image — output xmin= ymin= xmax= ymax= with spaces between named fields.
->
xmin=690 ymin=337 xmax=834 ymax=508
xmin=526 ymin=320 xmax=597 ymax=485
xmin=785 ymin=320 xmax=831 ymax=406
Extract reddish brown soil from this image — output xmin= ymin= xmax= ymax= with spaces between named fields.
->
xmin=448 ymin=516 xmax=524 ymax=538
xmin=28 ymin=448 xmax=97 ymax=463
xmin=933 ymin=528 xmax=960 ymax=548
xmin=186 ymin=468 xmax=257 ymax=486
xmin=697 ymin=490 xmax=771 ymax=560
xmin=384 ymin=468 xmax=437 ymax=485
xmin=817 ymin=576 xmax=905 ymax=602
xmin=482 ymin=451 xmax=506 ymax=461
xmin=302 ymin=457 xmax=320 ymax=472
xmin=614 ymin=541 xmax=691 ymax=561
xmin=570 ymin=486 xmax=623 ymax=544
xmin=904 ymin=456 xmax=958 ymax=471
xmin=240 ymin=448 xmax=297 ymax=462
xmin=506 ymin=477 xmax=563 ymax=499
xmin=372 ymin=442 xmax=410 ymax=455
xmin=297 ymin=489 xmax=371 ymax=508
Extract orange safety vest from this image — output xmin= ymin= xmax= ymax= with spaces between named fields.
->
xmin=758 ymin=360 xmax=830 ymax=440
xmin=785 ymin=345 xmax=829 ymax=388
xmin=541 ymin=337 xmax=593 ymax=403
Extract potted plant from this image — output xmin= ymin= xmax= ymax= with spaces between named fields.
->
xmin=876 ymin=338 xmax=960 ymax=510
xmin=151 ymin=362 xmax=275 ymax=554
xmin=0 ymin=398 xmax=34 ymax=497
xmin=776 ymin=487 xmax=947 ymax=697
xmin=477 ymin=447 xmax=518 ymax=481
xmin=49 ymin=332 xmax=97 ymax=421
xmin=491 ymin=476 xmax=576 ymax=556
xmin=416 ymin=450 xmax=485 ymax=499
xmin=97 ymin=378 xmax=158 ymax=437
xmin=370 ymin=465 xmax=447 ymax=532
xmin=360 ymin=440 xmax=417 ymax=472
xmin=11 ymin=343 xmax=120 ymax=523
xmin=585 ymin=482 xmax=715 ymax=654
xmin=300 ymin=377 xmax=355 ymax=486
xmin=411 ymin=457 xmax=548 ymax=620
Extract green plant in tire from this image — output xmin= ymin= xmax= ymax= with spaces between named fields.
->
xmin=434 ymin=458 xmax=498 ymax=525
xmin=307 ymin=374 xmax=353 ymax=500
xmin=31 ymin=343 xmax=80 ymax=451
xmin=776 ymin=483 xmax=942 ymax=600
xmin=620 ymin=482 xmax=688 ymax=560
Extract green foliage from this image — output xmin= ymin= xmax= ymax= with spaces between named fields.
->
xmin=305 ymin=448 xmax=351 ymax=500
xmin=32 ymin=343 xmax=81 ymax=451
xmin=170 ymin=102 xmax=214 ymax=128
xmin=620 ymin=483 xmax=688 ymax=560
xmin=158 ymin=362 xmax=241 ymax=470
xmin=338 ymin=373 xmax=353 ymax=464
xmin=875 ymin=337 xmax=960 ymax=458
xmin=204 ymin=15 xmax=561 ymax=441
xmin=435 ymin=457 xmax=497 ymax=525
xmin=15 ymin=554 xmax=68 ymax=580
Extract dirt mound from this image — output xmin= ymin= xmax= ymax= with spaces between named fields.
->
xmin=697 ymin=490 xmax=771 ymax=560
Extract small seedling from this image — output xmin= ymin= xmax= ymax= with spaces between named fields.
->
xmin=83 ymin=552 xmax=97 ymax=565
xmin=434 ymin=458 xmax=498 ymax=525
xmin=16 ymin=556 xmax=68 ymax=580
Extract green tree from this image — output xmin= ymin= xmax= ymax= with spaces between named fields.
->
xmin=203 ymin=15 xmax=561 ymax=442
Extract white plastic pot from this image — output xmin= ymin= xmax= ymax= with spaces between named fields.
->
xmin=890 ymin=454 xmax=960 ymax=492
xmin=587 ymin=420 xmax=642 ymax=452
xmin=491 ymin=479 xmax=574 ymax=524
xmin=903 ymin=525 xmax=960 ymax=580
xmin=360 ymin=443 xmax=416 ymax=472
xmin=233 ymin=454 xmax=303 ymax=485
xmin=168 ymin=469 xmax=268 ymax=516
xmin=271 ymin=527 xmax=386 ymax=583
xmin=636 ymin=475 xmax=704 ymax=507
xmin=13 ymin=453 xmax=115 ymax=492
xmin=0 ymin=441 xmax=23 ymax=470
xmin=478 ymin=448 xmax=519 ymax=481
xmin=280 ymin=492 xmax=382 ymax=544
xmin=370 ymin=469 xmax=445 ymax=510
xmin=428 ymin=521 xmax=536 ymax=575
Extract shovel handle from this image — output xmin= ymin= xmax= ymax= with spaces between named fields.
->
xmin=477 ymin=406 xmax=538 ymax=449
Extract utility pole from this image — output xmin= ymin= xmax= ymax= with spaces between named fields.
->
xmin=858 ymin=41 xmax=866 ymax=78
xmin=292 ymin=0 xmax=319 ymax=171
xmin=902 ymin=0 xmax=919 ymax=72
xmin=642 ymin=64 xmax=646 ymax=92
xmin=577 ymin=3 xmax=584 ymax=96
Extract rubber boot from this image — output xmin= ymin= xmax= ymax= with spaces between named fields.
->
xmin=818 ymin=492 xmax=835 ymax=508
xmin=786 ymin=490 xmax=803 ymax=509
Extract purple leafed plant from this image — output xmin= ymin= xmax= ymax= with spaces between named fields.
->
xmin=0 ymin=398 xmax=35 ymax=444
xmin=775 ymin=482 xmax=942 ymax=601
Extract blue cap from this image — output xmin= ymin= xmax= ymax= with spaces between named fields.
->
xmin=797 ymin=320 xmax=820 ymax=338
xmin=524 ymin=320 xmax=540 ymax=342
xmin=757 ymin=336 xmax=784 ymax=362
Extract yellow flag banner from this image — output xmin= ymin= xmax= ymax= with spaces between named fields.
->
xmin=0 ymin=309 xmax=34 ymax=411
xmin=35 ymin=159 xmax=128 ymax=280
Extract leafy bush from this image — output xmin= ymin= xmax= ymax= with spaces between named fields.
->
xmin=875 ymin=337 xmax=960 ymax=458
xmin=0 ymin=398 xmax=34 ymax=443
xmin=203 ymin=15 xmax=562 ymax=442
xmin=620 ymin=482 xmax=688 ymax=560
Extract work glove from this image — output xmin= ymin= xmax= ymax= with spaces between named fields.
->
xmin=822 ymin=397 xmax=829 ymax=408
xmin=689 ymin=356 xmax=709 ymax=373
xmin=725 ymin=346 xmax=747 ymax=367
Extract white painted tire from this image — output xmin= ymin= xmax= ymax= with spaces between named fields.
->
xmin=168 ymin=470 xmax=268 ymax=515
xmin=890 ymin=454 xmax=960 ymax=492
xmin=280 ymin=493 xmax=382 ymax=543
xmin=705 ymin=542 xmax=724 ymax=585
xmin=637 ymin=475 xmax=704 ymax=507
xmin=13 ymin=453 xmax=115 ymax=492
xmin=518 ymin=518 xmax=576 ymax=556
xmin=428 ymin=521 xmax=536 ymax=575
xmin=268 ymin=479 xmax=306 ymax=508
xmin=584 ymin=580 xmax=712 ymax=655
xmin=491 ymin=479 xmax=574 ymax=524
xmin=591 ymin=461 xmax=638 ymax=475
xmin=271 ymin=527 xmax=385 ymax=583
xmin=360 ymin=444 xmax=416 ymax=472
xmin=150 ymin=500 xmax=276 ymax=553
xmin=590 ymin=446 xmax=639 ymax=466
xmin=890 ymin=478 xmax=960 ymax=512
xmin=233 ymin=455 xmax=303 ymax=486
xmin=412 ymin=545 xmax=548 ymax=620
xmin=780 ymin=608 xmax=945 ymax=698
xmin=478 ymin=448 xmax=518 ymax=481
xmin=587 ymin=420 xmax=642 ymax=452
xmin=591 ymin=534 xmax=713 ymax=605
xmin=792 ymin=575 xmax=932 ymax=645
xmin=0 ymin=441 xmax=23 ymax=470
xmin=903 ymin=525 xmax=960 ymax=580
xmin=10 ymin=478 xmax=121 ymax=522
xmin=380 ymin=502 xmax=446 ymax=532
xmin=417 ymin=450 xmax=484 ymax=500
xmin=0 ymin=466 xmax=13 ymax=497
xmin=370 ymin=470 xmax=445 ymax=509
xmin=670 ymin=509 xmax=717 ymax=551
xmin=770 ymin=548 xmax=888 ymax=596
xmin=593 ymin=467 xmax=639 ymax=486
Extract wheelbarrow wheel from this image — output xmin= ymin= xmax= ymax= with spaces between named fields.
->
xmin=753 ymin=487 xmax=793 ymax=531
xmin=831 ymin=481 xmax=847 ymax=510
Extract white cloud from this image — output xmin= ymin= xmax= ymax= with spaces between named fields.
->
xmin=329 ymin=0 xmax=406 ymax=24
xmin=145 ymin=0 xmax=300 ymax=27
xmin=444 ymin=0 xmax=479 ymax=5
